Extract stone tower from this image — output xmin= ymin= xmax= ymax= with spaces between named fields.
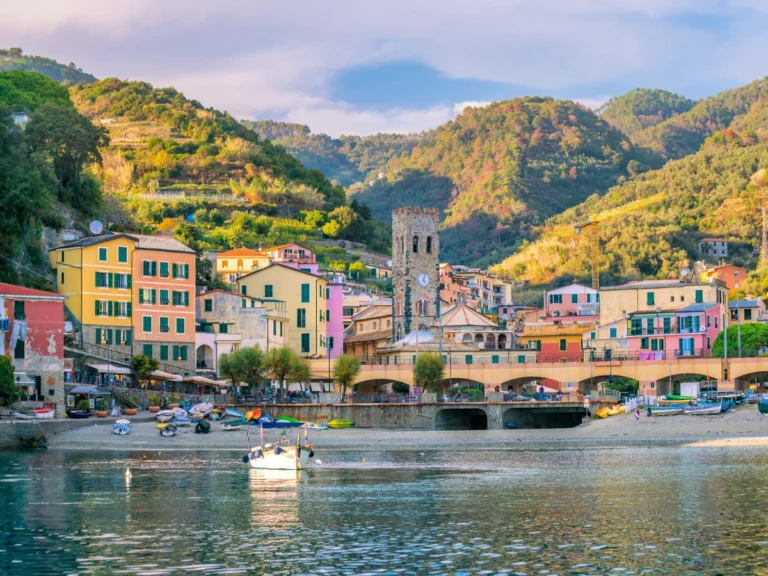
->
xmin=392 ymin=207 xmax=440 ymax=341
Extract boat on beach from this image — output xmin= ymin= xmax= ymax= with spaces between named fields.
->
xmin=327 ymin=419 xmax=355 ymax=429
xmin=189 ymin=403 xmax=213 ymax=418
xmin=684 ymin=403 xmax=722 ymax=415
xmin=651 ymin=406 xmax=684 ymax=416
xmin=66 ymin=410 xmax=92 ymax=419
xmin=226 ymin=407 xmax=245 ymax=419
xmin=758 ymin=398 xmax=768 ymax=414
xmin=222 ymin=419 xmax=246 ymax=431
xmin=156 ymin=410 xmax=174 ymax=423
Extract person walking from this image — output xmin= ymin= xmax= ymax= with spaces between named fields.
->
xmin=634 ymin=407 xmax=641 ymax=423
xmin=646 ymin=404 xmax=654 ymax=423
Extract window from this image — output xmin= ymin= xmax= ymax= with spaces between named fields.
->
xmin=95 ymin=271 xmax=108 ymax=288
xmin=160 ymin=262 xmax=169 ymax=278
xmin=465 ymin=354 xmax=473 ymax=365
xmin=95 ymin=300 xmax=109 ymax=317
xmin=707 ymin=337 xmax=711 ymax=350
xmin=118 ymin=246 xmax=128 ymax=263
xmin=114 ymin=273 xmax=131 ymax=290
xmin=630 ymin=318 xmax=643 ymax=336
xmin=265 ymin=285 xmax=273 ymax=298
xmin=142 ymin=316 xmax=152 ymax=333
xmin=301 ymin=283 xmax=310 ymax=303
xmin=571 ymin=294 xmax=578 ymax=304
xmin=301 ymin=333 xmax=310 ymax=353
xmin=416 ymin=299 xmax=429 ymax=317
xmin=745 ymin=309 xmax=753 ymax=321
xmin=531 ymin=340 xmax=542 ymax=351
xmin=549 ymin=294 xmax=563 ymax=304
xmin=492 ymin=354 xmax=499 ymax=364
xmin=326 ymin=309 xmax=331 ymax=322
xmin=319 ymin=284 xmax=323 ymax=298
xmin=518 ymin=355 xmax=526 ymax=363
xmin=159 ymin=289 xmax=169 ymax=306
xmin=160 ymin=345 xmax=168 ymax=361
xmin=159 ymin=317 xmax=169 ymax=333
xmin=13 ymin=300 xmax=25 ymax=320
xmin=735 ymin=271 xmax=740 ymax=277
xmin=14 ymin=338 xmax=24 ymax=359
xmin=172 ymin=291 xmax=189 ymax=306
xmin=695 ymin=289 xmax=703 ymax=304
xmin=242 ymin=298 xmax=247 ymax=308
xmin=297 ymin=308 xmax=306 ymax=328
xmin=273 ymin=320 xmax=277 ymax=336
xmin=559 ymin=339 xmax=567 ymax=351
xmin=328 ymin=336 xmax=334 ymax=350
xmin=646 ymin=292 xmax=655 ymax=306
xmin=426 ymin=236 xmax=432 ymax=253
xmin=590 ymin=331 xmax=596 ymax=340
xmin=609 ymin=327 xmax=617 ymax=338
xmin=139 ymin=289 xmax=156 ymax=304
xmin=670 ymin=296 xmax=675 ymax=302
xmin=173 ymin=263 xmax=190 ymax=279
xmin=176 ymin=318 xmax=185 ymax=334
xmin=413 ymin=236 xmax=419 ymax=253
xmin=143 ymin=344 xmax=153 ymax=358
xmin=640 ymin=337 xmax=649 ymax=350
xmin=706 ymin=315 xmax=711 ymax=328
xmin=98 ymin=247 xmax=107 ymax=262
xmin=60 ymin=272 xmax=65 ymax=284
xmin=651 ymin=338 xmax=664 ymax=351
xmin=280 ymin=322 xmax=283 ymax=337
xmin=142 ymin=260 xmax=157 ymax=277
xmin=117 ymin=301 xmax=131 ymax=317
xmin=60 ymin=251 xmax=65 ymax=262
xmin=222 ymin=260 xmax=228 ymax=269
xmin=178 ymin=346 xmax=188 ymax=362
xmin=219 ymin=323 xmax=228 ymax=334
xmin=326 ymin=288 xmax=330 ymax=299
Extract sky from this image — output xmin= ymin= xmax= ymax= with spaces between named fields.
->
xmin=2 ymin=0 xmax=768 ymax=137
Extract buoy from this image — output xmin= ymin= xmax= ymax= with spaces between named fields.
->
xmin=362 ymin=458 xmax=366 ymax=463
xmin=142 ymin=455 xmax=148 ymax=461
xmin=125 ymin=467 xmax=132 ymax=479
xmin=419 ymin=452 xmax=425 ymax=456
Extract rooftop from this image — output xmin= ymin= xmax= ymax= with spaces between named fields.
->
xmin=728 ymin=300 xmax=760 ymax=309
xmin=53 ymin=232 xmax=195 ymax=254
xmin=217 ymin=248 xmax=268 ymax=258
xmin=677 ymin=302 xmax=720 ymax=313
xmin=0 ymin=282 xmax=64 ymax=299
xmin=441 ymin=303 xmax=497 ymax=328
xmin=344 ymin=328 xmax=393 ymax=344
xmin=600 ymin=279 xmax=725 ymax=291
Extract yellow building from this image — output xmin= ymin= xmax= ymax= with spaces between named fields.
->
xmin=237 ymin=263 xmax=328 ymax=357
xmin=343 ymin=304 xmax=393 ymax=363
xmin=598 ymin=279 xmax=728 ymax=326
xmin=216 ymin=248 xmax=271 ymax=285
xmin=50 ymin=234 xmax=136 ymax=358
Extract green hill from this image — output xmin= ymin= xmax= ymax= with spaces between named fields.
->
xmin=243 ymin=120 xmax=419 ymax=186
xmin=349 ymin=97 xmax=657 ymax=266
xmin=631 ymin=78 xmax=768 ymax=159
xmin=491 ymin=133 xmax=768 ymax=286
xmin=597 ymin=88 xmax=695 ymax=136
xmin=0 ymin=48 xmax=96 ymax=85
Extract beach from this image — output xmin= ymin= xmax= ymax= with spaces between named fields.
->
xmin=47 ymin=404 xmax=768 ymax=451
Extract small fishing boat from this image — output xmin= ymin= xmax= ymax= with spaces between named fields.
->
xmin=657 ymin=398 xmax=693 ymax=406
xmin=758 ymin=398 xmax=768 ymax=414
xmin=684 ymin=403 xmax=722 ymax=415
xmin=159 ymin=423 xmax=177 ymax=437
xmin=173 ymin=415 xmax=191 ymax=426
xmin=12 ymin=411 xmax=35 ymax=420
xmin=226 ymin=407 xmax=245 ymax=419
xmin=300 ymin=422 xmax=328 ymax=430
xmin=189 ymin=402 xmax=213 ymax=418
xmin=245 ymin=439 xmax=314 ymax=471
xmin=651 ymin=407 xmax=684 ymax=416
xmin=113 ymin=419 xmax=130 ymax=435
xmin=33 ymin=408 xmax=54 ymax=420
xmin=327 ymin=419 xmax=356 ymax=429
xmin=255 ymin=414 xmax=301 ymax=428
xmin=156 ymin=410 xmax=174 ymax=423
xmin=222 ymin=419 xmax=246 ymax=431
xmin=66 ymin=410 xmax=92 ymax=419
xmin=211 ymin=408 xmax=226 ymax=421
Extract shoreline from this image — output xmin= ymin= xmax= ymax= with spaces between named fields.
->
xmin=44 ymin=404 xmax=768 ymax=452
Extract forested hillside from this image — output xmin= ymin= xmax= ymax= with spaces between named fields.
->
xmin=597 ymin=88 xmax=695 ymax=136
xmin=0 ymin=47 xmax=96 ymax=84
xmin=492 ymin=133 xmax=768 ymax=286
xmin=243 ymin=120 xmax=419 ymax=186
xmin=631 ymin=78 xmax=768 ymax=159
xmin=350 ymin=97 xmax=656 ymax=266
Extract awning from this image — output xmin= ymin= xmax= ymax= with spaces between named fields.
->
xmin=69 ymin=385 xmax=110 ymax=395
xmin=150 ymin=370 xmax=182 ymax=381
xmin=13 ymin=373 xmax=35 ymax=386
xmin=86 ymin=363 xmax=132 ymax=375
xmin=182 ymin=375 xmax=220 ymax=386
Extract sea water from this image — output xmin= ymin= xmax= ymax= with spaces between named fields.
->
xmin=0 ymin=446 xmax=767 ymax=574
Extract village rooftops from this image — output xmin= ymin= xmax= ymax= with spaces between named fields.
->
xmin=728 ymin=300 xmax=761 ymax=309
xmin=677 ymin=302 xmax=721 ymax=313
xmin=343 ymin=328 xmax=393 ymax=344
xmin=0 ymin=282 xmax=65 ymax=300
xmin=600 ymin=278 xmax=727 ymax=291
xmin=52 ymin=232 xmax=196 ymax=254
xmin=217 ymin=247 xmax=268 ymax=257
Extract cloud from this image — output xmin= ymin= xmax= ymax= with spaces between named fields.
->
xmin=2 ymin=1 xmax=768 ymax=134
xmin=453 ymin=101 xmax=492 ymax=116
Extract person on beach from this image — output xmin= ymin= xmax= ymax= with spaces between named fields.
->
xmin=635 ymin=408 xmax=640 ymax=422
xmin=646 ymin=405 xmax=654 ymax=423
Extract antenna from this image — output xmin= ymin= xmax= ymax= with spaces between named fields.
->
xmin=89 ymin=220 xmax=103 ymax=235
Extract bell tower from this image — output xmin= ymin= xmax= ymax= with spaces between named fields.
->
xmin=391 ymin=207 xmax=440 ymax=341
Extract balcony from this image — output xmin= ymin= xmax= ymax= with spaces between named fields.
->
xmin=675 ymin=348 xmax=709 ymax=358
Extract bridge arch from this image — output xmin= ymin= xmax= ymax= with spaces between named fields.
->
xmin=435 ymin=407 xmax=488 ymax=430
xmin=500 ymin=376 xmax=560 ymax=395
xmin=732 ymin=370 xmax=768 ymax=391
xmin=354 ymin=378 xmax=412 ymax=395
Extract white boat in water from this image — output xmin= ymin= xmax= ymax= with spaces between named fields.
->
xmin=246 ymin=442 xmax=313 ymax=470
xmin=684 ymin=403 xmax=722 ymax=415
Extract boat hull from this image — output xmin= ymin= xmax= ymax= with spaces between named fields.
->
xmin=685 ymin=404 xmax=722 ymax=415
xmin=759 ymin=401 xmax=768 ymax=414
xmin=248 ymin=446 xmax=311 ymax=470
xmin=66 ymin=411 xmax=92 ymax=419
xmin=156 ymin=411 xmax=174 ymax=423
xmin=652 ymin=408 xmax=684 ymax=416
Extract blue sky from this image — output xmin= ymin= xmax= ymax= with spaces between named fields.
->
xmin=2 ymin=1 xmax=768 ymax=136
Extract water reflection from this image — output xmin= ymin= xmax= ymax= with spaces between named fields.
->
xmin=0 ymin=448 xmax=767 ymax=574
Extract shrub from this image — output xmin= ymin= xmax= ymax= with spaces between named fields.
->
xmin=77 ymin=399 xmax=91 ymax=412
xmin=148 ymin=393 xmax=161 ymax=407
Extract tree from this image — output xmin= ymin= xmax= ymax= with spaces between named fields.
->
xmin=322 ymin=219 xmax=341 ymax=238
xmin=348 ymin=261 xmax=367 ymax=279
xmin=333 ymin=354 xmax=360 ymax=402
xmin=392 ymin=382 xmax=410 ymax=395
xmin=196 ymin=256 xmax=228 ymax=290
xmin=0 ymin=356 xmax=19 ymax=406
xmin=266 ymin=346 xmax=301 ymax=400
xmin=289 ymin=356 xmax=311 ymax=391
xmin=220 ymin=347 xmax=266 ymax=396
xmin=713 ymin=323 xmax=768 ymax=358
xmin=218 ymin=351 xmax=243 ymax=388
xmin=414 ymin=352 xmax=445 ymax=392
xmin=131 ymin=354 xmax=159 ymax=387
xmin=604 ymin=376 xmax=638 ymax=393
xmin=25 ymin=102 xmax=109 ymax=209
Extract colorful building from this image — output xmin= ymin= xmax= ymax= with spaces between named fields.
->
xmin=237 ymin=264 xmax=329 ymax=357
xmin=195 ymin=290 xmax=288 ymax=372
xmin=0 ymin=283 xmax=66 ymax=415
xmin=324 ymin=275 xmax=344 ymax=359
xmin=343 ymin=304 xmax=393 ymax=363
xmin=262 ymin=243 xmax=318 ymax=274
xmin=450 ymin=268 xmax=515 ymax=312
xmin=701 ymin=264 xmax=747 ymax=291
xmin=520 ymin=322 xmax=595 ymax=362
xmin=216 ymin=248 xmax=271 ymax=284
xmin=50 ymin=233 xmax=197 ymax=375
xmin=729 ymin=300 xmax=767 ymax=323
xmin=544 ymin=283 xmax=599 ymax=318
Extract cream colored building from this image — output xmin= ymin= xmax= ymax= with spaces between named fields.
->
xmin=216 ymin=248 xmax=271 ymax=285
xmin=343 ymin=304 xmax=393 ymax=364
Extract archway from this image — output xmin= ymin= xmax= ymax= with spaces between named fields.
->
xmin=196 ymin=345 xmax=214 ymax=370
xmin=474 ymin=334 xmax=483 ymax=344
xmin=501 ymin=376 xmax=556 ymax=397
xmin=497 ymin=334 xmax=507 ymax=350
xmin=660 ymin=373 xmax=714 ymax=396
xmin=354 ymin=378 xmax=412 ymax=397
xmin=462 ymin=333 xmax=473 ymax=344
xmin=503 ymin=407 xmax=586 ymax=429
xmin=485 ymin=334 xmax=496 ymax=349
xmin=734 ymin=371 xmax=768 ymax=392
xmin=440 ymin=378 xmax=486 ymax=401
xmin=436 ymin=408 xmax=488 ymax=430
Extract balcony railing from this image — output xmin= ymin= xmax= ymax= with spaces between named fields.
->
xmin=629 ymin=326 xmax=709 ymax=336
xmin=675 ymin=348 xmax=709 ymax=358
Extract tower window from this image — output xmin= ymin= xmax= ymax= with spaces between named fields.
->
xmin=426 ymin=236 xmax=432 ymax=254
xmin=400 ymin=236 xmax=404 ymax=254
xmin=413 ymin=236 xmax=419 ymax=253
xmin=416 ymin=299 xmax=429 ymax=317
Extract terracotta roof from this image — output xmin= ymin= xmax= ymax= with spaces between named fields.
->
xmin=262 ymin=243 xmax=305 ymax=252
xmin=700 ymin=238 xmax=727 ymax=242
xmin=0 ymin=282 xmax=64 ymax=299
xmin=196 ymin=289 xmax=260 ymax=301
xmin=352 ymin=305 xmax=391 ymax=321
xmin=237 ymin=262 xmax=325 ymax=282
xmin=441 ymin=303 xmax=497 ymax=328
xmin=344 ymin=328 xmax=393 ymax=344
xmin=217 ymin=248 xmax=268 ymax=258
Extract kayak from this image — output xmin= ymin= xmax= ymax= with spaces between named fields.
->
xmin=327 ymin=419 xmax=355 ymax=429
xmin=246 ymin=409 xmax=262 ymax=422
xmin=226 ymin=408 xmax=245 ymax=419
xmin=276 ymin=415 xmax=300 ymax=423
xmin=222 ymin=419 xmax=246 ymax=431
xmin=666 ymin=394 xmax=696 ymax=401
xmin=301 ymin=422 xmax=328 ymax=430
xmin=596 ymin=407 xmax=610 ymax=419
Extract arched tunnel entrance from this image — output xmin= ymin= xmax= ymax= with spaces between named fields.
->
xmin=503 ymin=407 xmax=586 ymax=429
xmin=436 ymin=408 xmax=488 ymax=430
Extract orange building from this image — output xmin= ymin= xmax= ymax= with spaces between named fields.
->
xmin=519 ymin=322 xmax=595 ymax=362
xmin=701 ymin=264 xmax=747 ymax=291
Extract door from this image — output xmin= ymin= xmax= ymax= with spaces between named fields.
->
xmin=680 ymin=338 xmax=694 ymax=357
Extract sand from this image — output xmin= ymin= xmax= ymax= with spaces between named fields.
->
xmin=47 ymin=404 xmax=768 ymax=452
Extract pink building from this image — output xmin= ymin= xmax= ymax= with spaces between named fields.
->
xmin=325 ymin=275 xmax=344 ymax=359
xmin=627 ymin=302 xmax=722 ymax=359
xmin=263 ymin=243 xmax=319 ymax=274
xmin=544 ymin=283 xmax=599 ymax=318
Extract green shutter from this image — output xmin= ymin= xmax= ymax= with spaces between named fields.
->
xmin=180 ymin=346 xmax=187 ymax=361
xmin=107 ymin=329 xmax=113 ymax=345
xmin=125 ymin=330 xmax=131 ymax=345
xmin=492 ymin=355 xmax=499 ymax=364
xmin=559 ymin=339 xmax=566 ymax=351
xmin=326 ymin=309 xmax=331 ymax=322
xmin=143 ymin=344 xmax=153 ymax=358
xmin=695 ymin=289 xmax=703 ymax=303
xmin=160 ymin=345 xmax=168 ymax=361
xmin=273 ymin=320 xmax=277 ymax=336
xmin=280 ymin=322 xmax=283 ymax=336
xmin=151 ymin=290 xmax=156 ymax=304
xmin=301 ymin=333 xmax=310 ymax=353
xmin=184 ymin=264 xmax=189 ymax=279
xmin=160 ymin=289 xmax=168 ymax=305
xmin=95 ymin=271 xmax=100 ymax=286
xmin=465 ymin=354 xmax=473 ymax=364
xmin=127 ymin=302 xmax=132 ymax=318
xmin=173 ymin=345 xmax=179 ymax=360
xmin=176 ymin=318 xmax=184 ymax=334
xmin=242 ymin=298 xmax=246 ymax=308
xmin=95 ymin=300 xmax=100 ymax=315
xmin=139 ymin=290 xmax=144 ymax=304
xmin=107 ymin=272 xmax=113 ymax=288
xmin=172 ymin=291 xmax=178 ymax=306
xmin=571 ymin=294 xmax=578 ymax=304
xmin=265 ymin=285 xmax=273 ymax=297
xmin=301 ymin=283 xmax=310 ymax=303
xmin=646 ymin=292 xmax=655 ymax=305
xmin=171 ymin=263 xmax=176 ymax=278
xmin=108 ymin=301 xmax=113 ymax=316
xmin=241 ymin=285 xmax=247 ymax=295
xmin=95 ymin=328 xmax=102 ymax=345
xmin=143 ymin=316 xmax=151 ymax=332
xmin=184 ymin=292 xmax=189 ymax=306
xmin=126 ymin=274 xmax=132 ymax=289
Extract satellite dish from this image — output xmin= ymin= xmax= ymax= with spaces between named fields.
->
xmin=387 ymin=260 xmax=393 ymax=267
xmin=89 ymin=220 xmax=104 ymax=235
xmin=681 ymin=267 xmax=690 ymax=277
